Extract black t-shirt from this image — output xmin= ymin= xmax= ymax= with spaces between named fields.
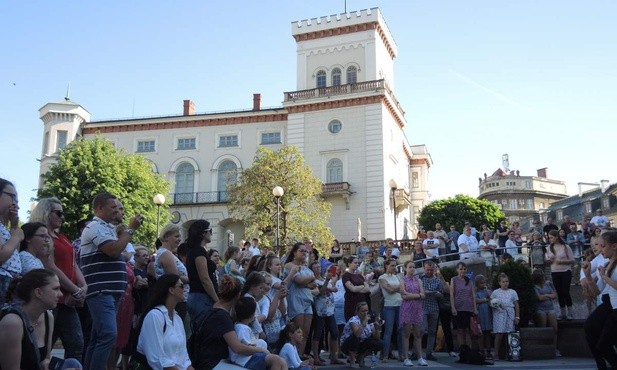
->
xmin=497 ymin=226 xmax=509 ymax=245
xmin=186 ymin=246 xmax=219 ymax=294
xmin=190 ymin=308 xmax=234 ymax=370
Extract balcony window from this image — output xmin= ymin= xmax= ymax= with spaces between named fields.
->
xmin=137 ymin=140 xmax=156 ymax=153
xmin=217 ymin=160 xmax=237 ymax=202
xmin=412 ymin=172 xmax=419 ymax=188
xmin=177 ymin=137 xmax=196 ymax=150
xmin=346 ymin=66 xmax=357 ymax=84
xmin=56 ymin=130 xmax=68 ymax=151
xmin=316 ymin=70 xmax=326 ymax=88
xmin=326 ymin=158 xmax=343 ymax=183
xmin=331 ymin=68 xmax=342 ymax=86
xmin=509 ymin=199 xmax=517 ymax=210
xmin=261 ymin=132 xmax=281 ymax=145
xmin=175 ymin=162 xmax=194 ymax=202
xmin=219 ymin=135 xmax=238 ymax=148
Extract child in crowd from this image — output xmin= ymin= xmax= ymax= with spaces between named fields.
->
xmin=581 ymin=248 xmax=598 ymax=315
xmin=491 ymin=273 xmax=520 ymax=360
xmin=277 ymin=323 xmax=313 ymax=370
xmin=224 ymin=246 xmax=246 ymax=284
xmin=474 ymin=275 xmax=493 ymax=359
xmin=230 ymin=297 xmax=269 ymax=369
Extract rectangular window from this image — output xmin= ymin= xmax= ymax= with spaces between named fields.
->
xmin=218 ymin=135 xmax=238 ymax=147
xmin=261 ymin=132 xmax=281 ymax=145
xmin=177 ymin=138 xmax=196 ymax=150
xmin=526 ymin=199 xmax=534 ymax=209
xmin=137 ymin=140 xmax=156 ymax=153
xmin=56 ymin=130 xmax=68 ymax=151
xmin=603 ymin=198 xmax=609 ymax=209
xmin=509 ymin=199 xmax=517 ymax=209
xmin=525 ymin=180 xmax=532 ymax=189
xmin=43 ymin=132 xmax=49 ymax=155
xmin=412 ymin=172 xmax=419 ymax=188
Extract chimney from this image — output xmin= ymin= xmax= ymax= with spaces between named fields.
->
xmin=183 ymin=100 xmax=195 ymax=116
xmin=537 ymin=168 xmax=547 ymax=178
xmin=253 ymin=93 xmax=261 ymax=111
xmin=601 ymin=179 xmax=609 ymax=192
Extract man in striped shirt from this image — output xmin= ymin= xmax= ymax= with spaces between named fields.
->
xmin=80 ymin=192 xmax=142 ymax=370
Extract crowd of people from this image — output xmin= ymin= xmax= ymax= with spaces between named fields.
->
xmin=2 ymin=176 xmax=617 ymax=369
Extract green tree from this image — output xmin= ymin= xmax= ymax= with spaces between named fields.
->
xmin=38 ymin=137 xmax=171 ymax=247
xmin=227 ymin=146 xmax=334 ymax=255
xmin=417 ymin=194 xmax=505 ymax=232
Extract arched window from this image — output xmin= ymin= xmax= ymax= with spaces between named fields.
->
xmin=217 ymin=160 xmax=238 ymax=201
xmin=331 ymin=68 xmax=342 ymax=86
xmin=326 ymin=158 xmax=343 ymax=183
xmin=346 ymin=66 xmax=357 ymax=84
xmin=316 ymin=70 xmax=327 ymax=88
xmin=174 ymin=162 xmax=194 ymax=203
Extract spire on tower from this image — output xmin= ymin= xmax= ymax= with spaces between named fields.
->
xmin=65 ymin=83 xmax=71 ymax=101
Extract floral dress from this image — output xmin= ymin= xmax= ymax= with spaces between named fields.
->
xmin=400 ymin=275 xmax=423 ymax=326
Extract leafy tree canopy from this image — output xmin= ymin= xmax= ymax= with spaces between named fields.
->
xmin=227 ymin=146 xmax=334 ymax=256
xmin=417 ymin=194 xmax=505 ymax=232
xmin=38 ymin=136 xmax=171 ymax=247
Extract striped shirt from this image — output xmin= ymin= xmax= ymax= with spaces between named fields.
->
xmin=80 ymin=216 xmax=127 ymax=298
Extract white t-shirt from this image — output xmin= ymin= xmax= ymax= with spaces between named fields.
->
xmin=422 ymin=238 xmax=440 ymax=257
xmin=457 ymin=234 xmax=479 ymax=259
xmin=248 ymin=246 xmax=261 ymax=256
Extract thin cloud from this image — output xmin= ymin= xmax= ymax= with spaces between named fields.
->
xmin=448 ymin=69 xmax=526 ymax=109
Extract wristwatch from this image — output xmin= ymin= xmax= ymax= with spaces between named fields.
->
xmin=126 ymin=228 xmax=135 ymax=236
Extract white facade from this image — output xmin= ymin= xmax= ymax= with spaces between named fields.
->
xmin=37 ymin=8 xmax=431 ymax=251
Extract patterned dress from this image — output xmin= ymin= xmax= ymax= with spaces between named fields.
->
xmin=491 ymin=288 xmax=518 ymax=333
xmin=400 ymin=275 xmax=423 ymax=326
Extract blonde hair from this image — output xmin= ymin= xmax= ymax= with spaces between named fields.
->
xmin=30 ymin=197 xmax=62 ymax=228
xmin=159 ymin=223 xmax=181 ymax=241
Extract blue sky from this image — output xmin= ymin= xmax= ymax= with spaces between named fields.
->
xmin=2 ymin=1 xmax=616 ymax=220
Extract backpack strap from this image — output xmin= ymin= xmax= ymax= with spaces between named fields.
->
xmin=153 ymin=307 xmax=167 ymax=333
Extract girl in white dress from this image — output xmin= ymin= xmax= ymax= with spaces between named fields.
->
xmin=490 ymin=273 xmax=520 ymax=360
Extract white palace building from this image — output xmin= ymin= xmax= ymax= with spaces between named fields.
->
xmin=38 ymin=8 xmax=432 ymax=250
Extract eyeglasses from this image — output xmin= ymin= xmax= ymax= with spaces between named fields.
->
xmin=1 ymin=191 xmax=17 ymax=202
xmin=52 ymin=210 xmax=64 ymax=218
xmin=33 ymin=234 xmax=52 ymax=240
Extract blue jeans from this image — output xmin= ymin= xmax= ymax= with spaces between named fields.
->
xmin=53 ymin=304 xmax=84 ymax=360
xmin=382 ymin=306 xmax=402 ymax=356
xmin=84 ymin=294 xmax=119 ymax=370
xmin=187 ymin=292 xmax=214 ymax=331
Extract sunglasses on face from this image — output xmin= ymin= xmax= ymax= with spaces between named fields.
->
xmin=52 ymin=210 xmax=65 ymax=218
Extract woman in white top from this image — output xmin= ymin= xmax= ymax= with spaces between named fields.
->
xmin=18 ymin=222 xmax=50 ymax=274
xmin=478 ymin=231 xmax=497 ymax=268
xmin=0 ymin=178 xmax=23 ymax=305
xmin=154 ymin=224 xmax=189 ymax=319
xmin=137 ymin=274 xmax=193 ymax=370
xmin=378 ymin=258 xmax=402 ymax=361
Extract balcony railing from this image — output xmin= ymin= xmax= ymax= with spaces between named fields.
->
xmin=322 ymin=182 xmax=352 ymax=195
xmin=173 ymin=191 xmax=229 ymax=205
xmin=285 ymin=80 xmax=386 ymax=102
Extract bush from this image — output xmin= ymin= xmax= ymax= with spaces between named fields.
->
xmin=492 ymin=261 xmax=537 ymax=327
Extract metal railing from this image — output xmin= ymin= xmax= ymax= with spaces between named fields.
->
xmin=172 ymin=191 xmax=230 ymax=205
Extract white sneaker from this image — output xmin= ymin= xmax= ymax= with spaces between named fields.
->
xmin=449 ymin=352 xmax=458 ymax=357
xmin=417 ymin=358 xmax=428 ymax=366
xmin=404 ymin=358 xmax=414 ymax=366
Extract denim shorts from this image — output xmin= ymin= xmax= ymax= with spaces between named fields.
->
xmin=244 ymin=352 xmax=267 ymax=370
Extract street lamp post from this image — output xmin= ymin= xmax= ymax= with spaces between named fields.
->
xmin=272 ymin=186 xmax=284 ymax=253
xmin=388 ymin=179 xmax=398 ymax=243
xmin=153 ymin=194 xmax=166 ymax=237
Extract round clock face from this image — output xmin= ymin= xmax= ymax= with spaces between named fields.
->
xmin=171 ymin=211 xmax=181 ymax=224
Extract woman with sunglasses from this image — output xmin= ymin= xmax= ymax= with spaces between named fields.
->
xmin=136 ymin=274 xmax=194 ymax=370
xmin=31 ymin=197 xmax=87 ymax=361
xmin=0 ymin=178 xmax=23 ymax=304
xmin=185 ymin=220 xmax=219 ymax=330
xmin=19 ymin=222 xmax=51 ymax=274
